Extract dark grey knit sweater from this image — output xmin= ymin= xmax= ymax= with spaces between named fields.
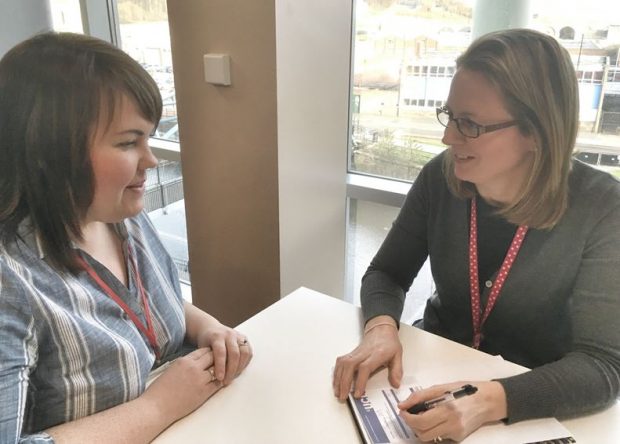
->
xmin=361 ymin=151 xmax=620 ymax=423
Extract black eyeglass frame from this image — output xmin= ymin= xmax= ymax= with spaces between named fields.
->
xmin=436 ymin=106 xmax=519 ymax=138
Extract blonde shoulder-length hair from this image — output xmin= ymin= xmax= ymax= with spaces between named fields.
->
xmin=443 ymin=28 xmax=579 ymax=229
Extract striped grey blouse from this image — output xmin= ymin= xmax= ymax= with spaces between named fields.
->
xmin=0 ymin=212 xmax=186 ymax=443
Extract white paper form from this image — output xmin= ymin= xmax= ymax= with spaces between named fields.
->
xmin=348 ymin=382 xmax=422 ymax=444
xmin=348 ymin=369 xmax=576 ymax=444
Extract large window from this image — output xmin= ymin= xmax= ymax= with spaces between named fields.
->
xmin=350 ymin=0 xmax=474 ymax=182
xmin=347 ymin=199 xmax=432 ymax=323
xmin=117 ymin=0 xmax=177 ymax=142
xmin=346 ymin=0 xmax=620 ymax=312
xmin=349 ymin=0 xmax=620 ymax=184
xmin=116 ymin=0 xmax=188 ymax=289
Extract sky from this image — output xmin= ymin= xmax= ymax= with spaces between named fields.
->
xmin=455 ymin=0 xmax=618 ymax=30
xmin=531 ymin=0 xmax=619 ymax=25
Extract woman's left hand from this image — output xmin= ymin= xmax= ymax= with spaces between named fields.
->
xmin=195 ymin=322 xmax=253 ymax=386
xmin=184 ymin=301 xmax=253 ymax=386
xmin=397 ymin=381 xmax=507 ymax=442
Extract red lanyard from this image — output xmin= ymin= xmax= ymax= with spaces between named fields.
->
xmin=77 ymin=245 xmax=160 ymax=359
xmin=468 ymin=197 xmax=528 ymax=349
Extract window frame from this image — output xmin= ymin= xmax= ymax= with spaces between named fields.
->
xmin=81 ymin=0 xmax=182 ymax=160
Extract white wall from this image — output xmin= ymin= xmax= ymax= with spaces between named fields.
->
xmin=276 ymin=0 xmax=353 ymax=299
xmin=0 ymin=0 xmax=52 ymax=57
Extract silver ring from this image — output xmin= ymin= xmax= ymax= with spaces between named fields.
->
xmin=433 ymin=437 xmax=443 ymax=443
xmin=208 ymin=367 xmax=216 ymax=381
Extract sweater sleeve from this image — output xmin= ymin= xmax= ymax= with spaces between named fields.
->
xmin=497 ymin=195 xmax=620 ymax=423
xmin=361 ymin=155 xmax=434 ymax=325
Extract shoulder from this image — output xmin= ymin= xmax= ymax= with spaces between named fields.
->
xmin=569 ymin=160 xmax=620 ymax=214
xmin=404 ymin=150 xmax=454 ymax=204
xmin=406 ymin=150 xmax=449 ymax=193
xmin=0 ymin=249 xmax=35 ymax=326
xmin=420 ymin=150 xmax=448 ymax=180
xmin=564 ymin=161 xmax=620 ymax=243
xmin=396 ymin=151 xmax=459 ymax=223
xmin=571 ymin=159 xmax=620 ymax=193
xmin=1 ymin=224 xmax=41 ymax=288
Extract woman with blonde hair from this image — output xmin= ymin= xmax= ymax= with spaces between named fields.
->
xmin=333 ymin=28 xmax=620 ymax=442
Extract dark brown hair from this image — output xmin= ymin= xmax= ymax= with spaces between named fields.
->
xmin=443 ymin=28 xmax=579 ymax=229
xmin=0 ymin=32 xmax=162 ymax=271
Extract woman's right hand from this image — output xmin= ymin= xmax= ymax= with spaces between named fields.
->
xmin=333 ymin=316 xmax=403 ymax=400
xmin=141 ymin=347 xmax=222 ymax=424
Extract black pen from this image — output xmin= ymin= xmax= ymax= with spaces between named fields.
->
xmin=406 ymin=384 xmax=478 ymax=414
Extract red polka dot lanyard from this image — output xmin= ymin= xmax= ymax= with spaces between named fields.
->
xmin=77 ymin=245 xmax=160 ymax=359
xmin=469 ymin=196 xmax=528 ymax=349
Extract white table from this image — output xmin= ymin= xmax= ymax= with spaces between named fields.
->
xmin=153 ymin=287 xmax=620 ymax=443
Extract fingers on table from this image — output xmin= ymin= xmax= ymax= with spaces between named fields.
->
xmin=211 ymin=340 xmax=229 ymax=382
xmin=188 ymin=347 xmax=215 ymax=370
xmin=237 ymin=337 xmax=253 ymax=374
xmin=205 ymin=366 xmax=221 ymax=386
xmin=194 ymin=352 xmax=219 ymax=386
xmin=334 ymin=352 xmax=364 ymax=400
xmin=332 ymin=353 xmax=348 ymax=397
xmin=222 ymin=336 xmax=242 ymax=384
xmin=387 ymin=351 xmax=404 ymax=387
xmin=211 ymin=335 xmax=252 ymax=384
xmin=177 ymin=350 xmax=220 ymax=389
xmin=412 ymin=422 xmax=451 ymax=444
xmin=353 ymin=358 xmax=376 ymax=398
xmin=401 ymin=406 xmax=452 ymax=443
xmin=187 ymin=346 xmax=210 ymax=360
xmin=203 ymin=366 xmax=224 ymax=400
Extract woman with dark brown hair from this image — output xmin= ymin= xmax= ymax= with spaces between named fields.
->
xmin=0 ymin=32 xmax=252 ymax=443
xmin=333 ymin=28 xmax=620 ymax=442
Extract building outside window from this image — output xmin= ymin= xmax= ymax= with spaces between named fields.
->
xmin=346 ymin=0 xmax=620 ymax=313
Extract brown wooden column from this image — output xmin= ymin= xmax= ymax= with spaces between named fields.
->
xmin=167 ymin=0 xmax=279 ymax=326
